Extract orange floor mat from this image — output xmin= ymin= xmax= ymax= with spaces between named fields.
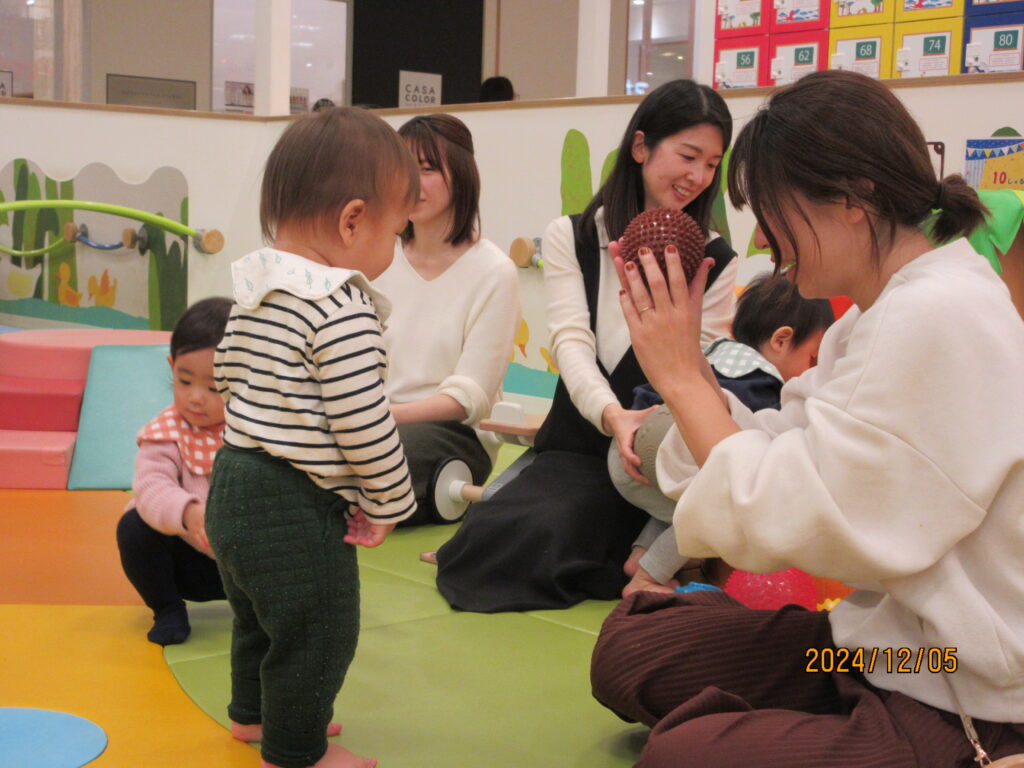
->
xmin=0 ymin=489 xmax=142 ymax=605
xmin=0 ymin=604 xmax=255 ymax=767
xmin=0 ymin=489 xmax=255 ymax=767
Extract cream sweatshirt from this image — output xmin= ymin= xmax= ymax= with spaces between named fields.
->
xmin=658 ymin=238 xmax=1024 ymax=722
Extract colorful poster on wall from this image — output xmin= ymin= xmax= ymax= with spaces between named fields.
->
xmin=965 ymin=137 xmax=1024 ymax=190
xmin=904 ymin=0 xmax=955 ymax=9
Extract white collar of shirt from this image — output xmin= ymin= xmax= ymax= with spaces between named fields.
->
xmin=705 ymin=337 xmax=782 ymax=382
xmin=231 ymin=248 xmax=391 ymax=322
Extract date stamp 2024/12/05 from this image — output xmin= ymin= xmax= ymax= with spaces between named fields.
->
xmin=805 ymin=647 xmax=958 ymax=674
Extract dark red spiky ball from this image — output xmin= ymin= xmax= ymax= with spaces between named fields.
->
xmin=619 ymin=208 xmax=705 ymax=285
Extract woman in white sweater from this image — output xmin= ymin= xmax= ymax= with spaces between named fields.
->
xmin=374 ymin=113 xmax=521 ymax=525
xmin=435 ymin=80 xmax=738 ymax=611
xmin=592 ymin=70 xmax=1024 ymax=767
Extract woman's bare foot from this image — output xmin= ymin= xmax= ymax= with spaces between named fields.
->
xmin=261 ymin=743 xmax=376 ymax=768
xmin=623 ymin=546 xmax=646 ymax=578
xmin=622 ymin=565 xmax=678 ymax=598
xmin=233 ymin=721 xmax=342 ymax=743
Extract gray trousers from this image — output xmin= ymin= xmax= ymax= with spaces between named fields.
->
xmin=397 ymin=420 xmax=491 ymax=525
xmin=608 ymin=406 xmax=688 ymax=583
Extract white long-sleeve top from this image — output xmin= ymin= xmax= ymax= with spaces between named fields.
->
xmin=657 ymin=238 xmax=1024 ymax=723
xmin=542 ymin=209 xmax=738 ymax=434
xmin=373 ymin=238 xmax=521 ymax=438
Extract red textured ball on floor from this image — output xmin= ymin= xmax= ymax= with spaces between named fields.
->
xmin=618 ymin=207 xmax=705 ymax=285
xmin=724 ymin=567 xmax=819 ymax=612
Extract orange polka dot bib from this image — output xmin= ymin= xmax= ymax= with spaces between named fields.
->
xmin=137 ymin=405 xmax=224 ymax=476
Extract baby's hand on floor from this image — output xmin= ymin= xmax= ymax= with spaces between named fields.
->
xmin=344 ymin=510 xmax=396 ymax=548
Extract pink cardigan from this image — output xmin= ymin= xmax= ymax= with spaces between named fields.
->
xmin=128 ymin=440 xmax=211 ymax=536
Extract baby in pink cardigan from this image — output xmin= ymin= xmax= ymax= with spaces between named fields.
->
xmin=116 ymin=297 xmax=232 ymax=645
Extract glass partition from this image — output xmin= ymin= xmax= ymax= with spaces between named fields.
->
xmin=627 ymin=0 xmax=695 ymax=95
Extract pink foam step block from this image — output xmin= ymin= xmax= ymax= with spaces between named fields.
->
xmin=0 ymin=430 xmax=76 ymax=489
xmin=0 ymin=375 xmax=84 ymax=431
xmin=0 ymin=329 xmax=171 ymax=380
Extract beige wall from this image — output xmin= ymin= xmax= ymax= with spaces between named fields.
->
xmin=607 ymin=0 xmax=627 ymax=96
xmin=83 ymin=0 xmax=213 ymax=110
xmin=486 ymin=0 xmax=628 ymax=100
xmin=495 ymin=0 xmax=579 ymax=100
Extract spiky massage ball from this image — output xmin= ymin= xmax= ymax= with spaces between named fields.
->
xmin=619 ymin=208 xmax=705 ymax=285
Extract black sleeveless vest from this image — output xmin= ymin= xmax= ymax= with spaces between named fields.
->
xmin=533 ymin=214 xmax=736 ymax=458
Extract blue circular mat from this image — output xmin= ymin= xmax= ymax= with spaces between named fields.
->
xmin=0 ymin=708 xmax=107 ymax=768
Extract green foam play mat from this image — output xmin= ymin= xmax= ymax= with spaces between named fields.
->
xmin=164 ymin=524 xmax=647 ymax=767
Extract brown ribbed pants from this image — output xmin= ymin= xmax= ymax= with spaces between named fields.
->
xmin=591 ymin=590 xmax=1024 ymax=768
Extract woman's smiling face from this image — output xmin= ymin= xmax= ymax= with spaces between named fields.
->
xmin=633 ymin=123 xmax=724 ymax=212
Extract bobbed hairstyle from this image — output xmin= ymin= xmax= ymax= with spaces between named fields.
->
xmin=260 ymin=106 xmax=419 ymax=242
xmin=170 ymin=297 xmax=233 ymax=359
xmin=480 ymin=76 xmax=514 ymax=102
xmin=398 ymin=113 xmax=480 ymax=246
xmin=732 ymin=272 xmax=834 ymax=351
xmin=729 ymin=70 xmax=987 ymax=271
xmin=580 ymin=79 xmax=732 ymax=248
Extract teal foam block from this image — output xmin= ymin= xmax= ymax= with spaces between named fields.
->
xmin=0 ymin=708 xmax=107 ymax=767
xmin=67 ymin=344 xmax=172 ymax=490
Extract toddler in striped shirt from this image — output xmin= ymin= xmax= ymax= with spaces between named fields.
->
xmin=207 ymin=107 xmax=420 ymax=768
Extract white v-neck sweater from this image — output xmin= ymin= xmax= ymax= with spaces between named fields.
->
xmin=658 ymin=238 xmax=1024 ymax=722
xmin=374 ymin=238 xmax=521 ymax=431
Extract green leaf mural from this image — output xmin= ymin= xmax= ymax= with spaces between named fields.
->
xmin=1 ymin=159 xmax=191 ymax=330
xmin=709 ymin=148 xmax=732 ymax=245
xmin=8 ymin=159 xmax=75 ymax=300
xmin=561 ymin=129 xmax=593 ymax=216
xmin=42 ymin=176 xmax=76 ymax=304
xmin=145 ymin=216 xmax=188 ymax=331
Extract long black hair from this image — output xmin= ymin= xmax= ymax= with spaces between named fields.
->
xmin=579 ymin=79 xmax=732 ymax=248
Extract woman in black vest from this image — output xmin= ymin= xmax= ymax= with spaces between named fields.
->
xmin=435 ymin=80 xmax=736 ymax=612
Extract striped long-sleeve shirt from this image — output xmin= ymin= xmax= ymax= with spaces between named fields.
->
xmin=214 ymin=248 xmax=416 ymax=524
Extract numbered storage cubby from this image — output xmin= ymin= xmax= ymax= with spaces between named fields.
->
xmin=966 ymin=0 xmax=1024 ymax=16
xmin=830 ymin=0 xmax=897 ymax=27
xmin=770 ymin=29 xmax=829 ymax=85
xmin=770 ymin=0 xmax=830 ymax=32
xmin=893 ymin=18 xmax=964 ymax=77
xmin=962 ymin=11 xmax=1024 ymax=71
xmin=714 ymin=35 xmax=771 ymax=87
xmin=716 ymin=0 xmax=773 ymax=37
xmin=830 ymin=23 xmax=895 ymax=77
xmin=894 ymin=0 xmax=965 ymax=22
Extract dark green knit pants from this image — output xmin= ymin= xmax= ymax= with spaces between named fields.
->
xmin=206 ymin=447 xmax=359 ymax=768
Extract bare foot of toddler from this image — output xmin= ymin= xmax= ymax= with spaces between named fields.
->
xmin=261 ymin=743 xmax=377 ymax=767
xmin=232 ymin=720 xmax=342 ymax=742
xmin=623 ymin=546 xmax=646 ymax=577
xmin=622 ymin=565 xmax=678 ymax=598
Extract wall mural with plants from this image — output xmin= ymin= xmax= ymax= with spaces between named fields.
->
xmin=0 ymin=159 xmax=190 ymax=331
